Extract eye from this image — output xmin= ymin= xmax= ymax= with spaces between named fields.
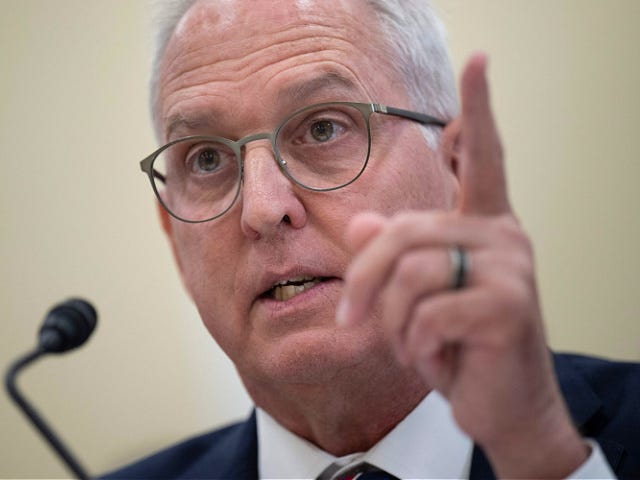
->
xmin=195 ymin=149 xmax=219 ymax=172
xmin=280 ymin=105 xmax=361 ymax=150
xmin=295 ymin=116 xmax=347 ymax=145
xmin=186 ymin=145 xmax=226 ymax=174
xmin=310 ymin=120 xmax=336 ymax=142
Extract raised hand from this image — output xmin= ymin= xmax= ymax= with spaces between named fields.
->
xmin=337 ymin=54 xmax=589 ymax=477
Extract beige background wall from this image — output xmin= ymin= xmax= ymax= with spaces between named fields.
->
xmin=1 ymin=1 xmax=638 ymax=477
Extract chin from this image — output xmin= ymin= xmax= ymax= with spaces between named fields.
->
xmin=239 ymin=322 xmax=388 ymax=385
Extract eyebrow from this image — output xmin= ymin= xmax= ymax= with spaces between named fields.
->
xmin=165 ymin=71 xmax=360 ymax=141
xmin=165 ymin=111 xmax=220 ymax=142
xmin=277 ymin=71 xmax=359 ymax=104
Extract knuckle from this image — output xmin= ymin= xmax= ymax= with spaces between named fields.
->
xmin=388 ymin=210 xmax=442 ymax=235
xmin=501 ymin=280 xmax=530 ymax=313
xmin=388 ymin=212 xmax=414 ymax=230
xmin=493 ymin=215 xmax=522 ymax=240
xmin=406 ymin=303 xmax=438 ymax=354
xmin=493 ymin=216 xmax=535 ymax=258
xmin=430 ymin=211 xmax=454 ymax=229
xmin=392 ymin=253 xmax=427 ymax=290
xmin=388 ymin=211 xmax=422 ymax=235
xmin=491 ymin=281 xmax=539 ymax=339
xmin=473 ymin=272 xmax=541 ymax=345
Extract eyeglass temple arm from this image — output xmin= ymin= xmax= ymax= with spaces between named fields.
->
xmin=372 ymin=104 xmax=447 ymax=128
xmin=140 ymin=156 xmax=166 ymax=184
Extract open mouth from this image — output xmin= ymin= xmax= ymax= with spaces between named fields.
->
xmin=261 ymin=276 xmax=332 ymax=302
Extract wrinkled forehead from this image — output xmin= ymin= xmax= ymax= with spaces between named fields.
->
xmin=156 ymin=0 xmax=398 ymax=138
xmin=171 ymin=0 xmax=369 ymax=43
xmin=162 ymin=0 xmax=381 ymax=67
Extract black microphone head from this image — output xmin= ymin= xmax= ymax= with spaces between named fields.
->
xmin=38 ymin=298 xmax=98 ymax=353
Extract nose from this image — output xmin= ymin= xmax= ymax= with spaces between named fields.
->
xmin=239 ymin=143 xmax=306 ymax=239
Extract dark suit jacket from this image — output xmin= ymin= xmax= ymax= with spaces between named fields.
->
xmin=102 ymin=353 xmax=640 ymax=479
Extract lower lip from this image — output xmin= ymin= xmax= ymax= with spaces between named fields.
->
xmin=253 ymin=278 xmax=342 ymax=322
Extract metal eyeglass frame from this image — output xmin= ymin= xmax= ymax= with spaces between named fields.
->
xmin=140 ymin=101 xmax=447 ymax=223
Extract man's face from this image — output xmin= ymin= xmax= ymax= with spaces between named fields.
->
xmin=157 ymin=0 xmax=457 ymax=391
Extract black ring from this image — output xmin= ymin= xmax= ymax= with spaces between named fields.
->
xmin=450 ymin=246 xmax=469 ymax=290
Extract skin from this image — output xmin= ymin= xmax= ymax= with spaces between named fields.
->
xmin=157 ymin=0 xmax=588 ymax=476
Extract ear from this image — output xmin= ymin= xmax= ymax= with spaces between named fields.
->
xmin=438 ymin=117 xmax=462 ymax=208
xmin=440 ymin=116 xmax=462 ymax=179
xmin=158 ymin=201 xmax=173 ymax=237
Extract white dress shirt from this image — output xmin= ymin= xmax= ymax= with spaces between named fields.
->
xmin=257 ymin=390 xmax=616 ymax=479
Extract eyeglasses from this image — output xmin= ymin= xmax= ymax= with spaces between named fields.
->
xmin=140 ymin=101 xmax=446 ymax=223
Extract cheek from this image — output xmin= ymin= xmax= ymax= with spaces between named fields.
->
xmin=172 ymin=223 xmax=238 ymax=309
xmin=347 ymin=153 xmax=454 ymax=216
xmin=172 ymin=225 xmax=248 ymax=356
xmin=359 ymin=123 xmax=456 ymax=213
xmin=391 ymin=156 xmax=455 ymax=210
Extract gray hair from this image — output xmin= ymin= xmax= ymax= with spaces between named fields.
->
xmin=149 ymin=0 xmax=459 ymax=144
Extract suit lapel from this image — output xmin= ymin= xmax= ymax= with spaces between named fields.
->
xmin=553 ymin=354 xmax=602 ymax=428
xmin=553 ymin=354 xmax=625 ymax=471
xmin=180 ymin=411 xmax=259 ymax=479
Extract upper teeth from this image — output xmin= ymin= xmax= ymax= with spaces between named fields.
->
xmin=272 ymin=277 xmax=322 ymax=301
xmin=274 ymin=276 xmax=315 ymax=287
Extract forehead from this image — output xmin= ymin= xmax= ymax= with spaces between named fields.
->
xmin=172 ymin=0 xmax=366 ymax=42
xmin=157 ymin=0 xmax=402 ymax=139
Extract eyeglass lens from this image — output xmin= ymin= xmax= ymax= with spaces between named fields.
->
xmin=151 ymin=103 xmax=371 ymax=222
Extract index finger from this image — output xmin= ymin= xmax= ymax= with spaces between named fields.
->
xmin=458 ymin=53 xmax=511 ymax=215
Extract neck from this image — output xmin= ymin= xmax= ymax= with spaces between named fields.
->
xmin=243 ymin=359 xmax=429 ymax=456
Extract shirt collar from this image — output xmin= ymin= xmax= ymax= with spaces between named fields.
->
xmin=257 ymin=406 xmax=336 ymax=479
xmin=257 ymin=391 xmax=473 ymax=479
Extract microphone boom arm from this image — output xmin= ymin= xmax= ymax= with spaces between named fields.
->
xmin=5 ymin=298 xmax=97 ymax=479
xmin=5 ymin=346 xmax=91 ymax=480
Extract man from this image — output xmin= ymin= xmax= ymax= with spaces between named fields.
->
xmin=105 ymin=0 xmax=639 ymax=478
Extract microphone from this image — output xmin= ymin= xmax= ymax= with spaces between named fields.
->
xmin=38 ymin=298 xmax=97 ymax=353
xmin=5 ymin=298 xmax=98 ymax=480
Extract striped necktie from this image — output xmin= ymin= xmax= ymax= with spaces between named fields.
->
xmin=316 ymin=460 xmax=399 ymax=480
